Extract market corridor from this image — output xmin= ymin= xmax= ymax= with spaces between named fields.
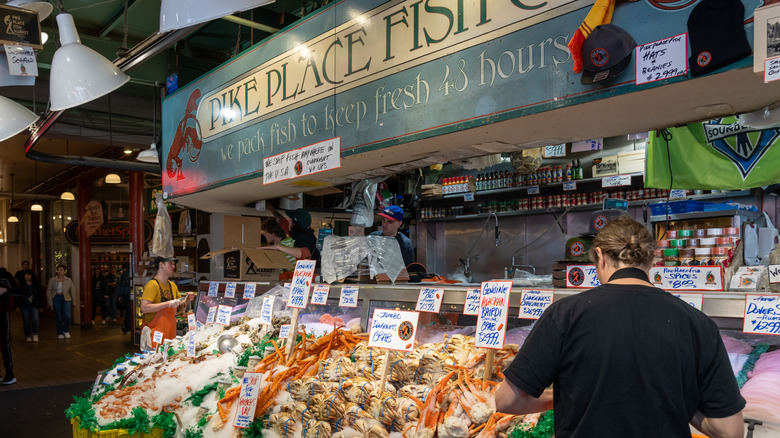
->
xmin=0 ymin=310 xmax=138 ymax=437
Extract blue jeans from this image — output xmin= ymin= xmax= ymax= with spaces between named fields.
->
xmin=52 ymin=294 xmax=71 ymax=335
xmin=19 ymin=303 xmax=39 ymax=337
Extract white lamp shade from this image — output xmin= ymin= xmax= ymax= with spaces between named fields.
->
xmin=160 ymin=0 xmax=275 ymax=33
xmin=7 ymin=215 xmax=18 ymax=223
xmin=50 ymin=13 xmax=130 ymax=111
xmin=60 ymin=191 xmax=75 ymax=200
xmin=6 ymin=1 xmax=53 ymax=21
xmin=136 ymin=143 xmax=159 ymax=163
xmin=30 ymin=202 xmax=43 ymax=211
xmin=0 ymin=96 xmax=38 ymax=142
xmin=105 ymin=173 xmax=121 ymax=184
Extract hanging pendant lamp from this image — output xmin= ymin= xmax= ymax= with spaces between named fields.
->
xmin=50 ymin=12 xmax=130 ymax=111
xmin=7 ymin=174 xmax=18 ymax=223
xmin=30 ymin=202 xmax=43 ymax=212
xmin=60 ymin=191 xmax=75 ymax=200
xmin=159 ymin=0 xmax=275 ymax=33
xmin=6 ymin=1 xmax=53 ymax=21
xmin=0 ymin=96 xmax=38 ymax=142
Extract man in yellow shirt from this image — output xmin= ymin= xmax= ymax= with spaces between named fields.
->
xmin=140 ymin=257 xmax=193 ymax=341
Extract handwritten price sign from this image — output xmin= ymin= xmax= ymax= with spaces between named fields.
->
xmin=671 ymin=292 xmax=703 ymax=311
xmin=649 ymin=266 xmax=723 ymax=291
xmin=475 ymin=281 xmax=511 ymax=349
xmin=415 ymin=287 xmax=444 ymax=313
xmin=206 ymin=306 xmax=217 ymax=324
xmin=635 ymin=33 xmax=687 ymax=85
xmin=186 ymin=331 xmax=196 ymax=358
xmin=368 ymin=308 xmax=419 ymax=352
xmin=339 ymin=285 xmax=359 ymax=307
xmin=278 ymin=324 xmax=291 ymax=339
xmin=233 ymin=372 xmax=262 ymax=428
xmin=310 ymin=284 xmax=330 ymax=305
xmin=463 ymin=288 xmax=481 ymax=315
xmin=243 ymin=282 xmax=256 ymax=300
xmin=518 ymin=289 xmax=554 ymax=319
xmin=187 ymin=313 xmax=197 ymax=332
xmin=208 ymin=281 xmax=219 ymax=297
xmin=259 ymin=296 xmax=274 ymax=326
xmin=225 ymin=282 xmax=237 ymax=298
xmin=216 ymin=305 xmax=233 ymax=326
xmin=743 ymin=295 xmax=780 ymax=335
xmin=287 ymin=260 xmax=316 ymax=308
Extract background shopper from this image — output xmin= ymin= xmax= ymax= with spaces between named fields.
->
xmin=19 ymin=269 xmax=42 ymax=342
xmin=47 ymin=265 xmax=75 ymax=339
xmin=0 ymin=266 xmax=21 ymax=384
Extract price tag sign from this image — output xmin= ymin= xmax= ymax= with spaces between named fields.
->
xmin=208 ymin=281 xmax=219 ymax=297
xmin=187 ymin=313 xmax=197 ymax=332
xmin=310 ymin=284 xmax=330 ymax=305
xmin=233 ymin=373 xmax=263 ymax=428
xmin=649 ymin=267 xmax=723 ymax=291
xmin=368 ymin=308 xmax=419 ymax=352
xmin=765 ymin=57 xmax=780 ymax=83
xmin=339 ymin=285 xmax=359 ymax=307
xmin=518 ymin=289 xmax=554 ymax=320
xmin=527 ymin=185 xmax=540 ymax=195
xmin=91 ymin=373 xmax=102 ymax=396
xmin=243 ymin=282 xmax=257 ymax=300
xmin=278 ymin=324 xmax=291 ymax=339
xmin=152 ymin=330 xmax=164 ymax=344
xmin=743 ymin=295 xmax=780 ymax=335
xmin=669 ymin=189 xmax=687 ymax=199
xmin=563 ymin=181 xmax=577 ymax=191
xmin=186 ymin=330 xmax=196 ymax=358
xmin=260 ymin=297 xmax=274 ymax=326
xmin=196 ymin=320 xmax=204 ymax=330
xmin=671 ymin=292 xmax=703 ymax=311
xmin=475 ymin=281 xmax=512 ymax=349
xmin=635 ymin=33 xmax=687 ymax=85
xmin=216 ymin=305 xmax=233 ymax=326
xmin=768 ymin=265 xmax=780 ymax=284
xmin=287 ymin=260 xmax=316 ymax=308
xmin=464 ymin=192 xmax=475 ymax=202
xmin=543 ymin=143 xmax=566 ymax=158
xmin=225 ymin=282 xmax=237 ymax=298
xmin=601 ymin=174 xmax=632 ymax=188
xmin=463 ymin=288 xmax=481 ymax=315
xmin=572 ymin=138 xmax=603 ymax=152
xmin=565 ymin=265 xmax=601 ymax=288
xmin=206 ymin=306 xmax=217 ymax=324
xmin=415 ymin=287 xmax=444 ymax=313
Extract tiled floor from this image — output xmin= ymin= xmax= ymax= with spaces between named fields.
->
xmin=0 ymin=309 xmax=139 ymax=392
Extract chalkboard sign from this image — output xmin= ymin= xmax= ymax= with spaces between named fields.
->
xmin=0 ymin=5 xmax=42 ymax=49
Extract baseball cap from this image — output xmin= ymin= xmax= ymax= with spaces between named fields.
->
xmin=378 ymin=205 xmax=404 ymax=222
xmin=153 ymin=256 xmax=178 ymax=267
xmin=687 ymin=0 xmax=750 ymax=77
xmin=285 ymin=208 xmax=311 ymax=229
xmin=580 ymin=24 xmax=636 ymax=85
xmin=586 ymin=209 xmax=627 ymax=236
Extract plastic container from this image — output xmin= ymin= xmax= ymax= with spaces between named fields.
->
xmin=654 ymin=249 xmax=664 ymax=266
xmin=694 ymin=247 xmax=713 ymax=266
xmin=677 ymin=229 xmax=693 ymax=238
xmin=712 ymin=247 xmax=729 ymax=266
xmin=670 ymin=239 xmax=687 ymax=249
xmin=679 ymin=248 xmax=695 ymax=266
xmin=694 ymin=228 xmax=707 ymax=238
xmin=687 ymin=238 xmax=700 ymax=248
xmin=699 ymin=237 xmax=717 ymax=248
xmin=72 ymin=418 xmax=164 ymax=438
xmin=666 ymin=230 xmax=679 ymax=239
xmin=657 ymin=240 xmax=670 ymax=248
xmin=724 ymin=227 xmax=739 ymax=238
xmin=663 ymin=248 xmax=680 ymax=266
xmin=707 ymin=228 xmax=724 ymax=237
xmin=716 ymin=237 xmax=733 ymax=249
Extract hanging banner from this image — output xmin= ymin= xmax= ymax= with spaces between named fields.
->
xmin=647 ymin=117 xmax=780 ymax=189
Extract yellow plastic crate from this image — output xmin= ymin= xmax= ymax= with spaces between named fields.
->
xmin=71 ymin=418 xmax=164 ymax=438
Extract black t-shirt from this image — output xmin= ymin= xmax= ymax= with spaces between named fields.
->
xmin=503 ymin=283 xmax=745 ymax=438
xmin=294 ymin=230 xmax=320 ymax=263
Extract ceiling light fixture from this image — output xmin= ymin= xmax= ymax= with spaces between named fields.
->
xmin=159 ymin=0 xmax=276 ymax=33
xmin=105 ymin=173 xmax=121 ymax=184
xmin=6 ymin=1 xmax=53 ymax=21
xmin=30 ymin=202 xmax=43 ymax=212
xmin=49 ymin=10 xmax=130 ymax=111
xmin=7 ymin=174 xmax=18 ymax=223
xmin=106 ymin=95 xmax=121 ymax=184
xmin=138 ymin=87 xmax=160 ymax=164
xmin=0 ymin=96 xmax=38 ymax=142
xmin=60 ymin=191 xmax=75 ymax=200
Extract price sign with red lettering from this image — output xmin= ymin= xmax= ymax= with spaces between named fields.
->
xmin=287 ymin=260 xmax=316 ymax=308
xmin=233 ymin=372 xmax=263 ymax=428
xmin=475 ymin=281 xmax=511 ymax=349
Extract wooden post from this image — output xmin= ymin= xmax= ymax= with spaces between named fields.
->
xmin=483 ymin=349 xmax=495 ymax=382
xmin=285 ymin=308 xmax=300 ymax=358
xmin=377 ymin=349 xmax=392 ymax=396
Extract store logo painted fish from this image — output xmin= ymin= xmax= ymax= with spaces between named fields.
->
xmin=166 ymin=88 xmax=204 ymax=181
xmin=702 ymin=119 xmax=780 ymax=180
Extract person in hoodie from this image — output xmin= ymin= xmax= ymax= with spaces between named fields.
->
xmin=0 ymin=266 xmax=22 ymax=385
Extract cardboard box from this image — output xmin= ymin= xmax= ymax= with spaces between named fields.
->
xmin=618 ymin=150 xmax=645 ymax=174
xmin=203 ymin=248 xmax=294 ymax=281
xmin=223 ymin=216 xmax=262 ymax=249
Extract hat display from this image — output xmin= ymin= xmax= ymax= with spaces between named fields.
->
xmin=286 ymin=208 xmax=312 ymax=229
xmin=687 ymin=0 xmax=750 ymax=77
xmin=581 ymin=24 xmax=636 ymax=85
xmin=378 ymin=205 xmax=404 ymax=222
xmin=586 ymin=209 xmax=627 ymax=235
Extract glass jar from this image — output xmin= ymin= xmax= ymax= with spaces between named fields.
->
xmin=694 ymin=247 xmax=712 ymax=266
xmin=654 ymin=249 xmax=664 ymax=266
xmin=657 ymin=240 xmax=670 ymax=249
xmin=679 ymin=248 xmax=695 ymax=266
xmin=670 ymin=239 xmax=687 ymax=249
xmin=706 ymin=228 xmax=724 ymax=237
xmin=663 ymin=248 xmax=680 ymax=266
xmin=712 ymin=247 xmax=729 ymax=266
xmin=677 ymin=229 xmax=693 ymax=238
xmin=699 ymin=237 xmax=717 ymax=248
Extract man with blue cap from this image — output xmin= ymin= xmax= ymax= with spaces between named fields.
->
xmin=370 ymin=205 xmax=414 ymax=267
